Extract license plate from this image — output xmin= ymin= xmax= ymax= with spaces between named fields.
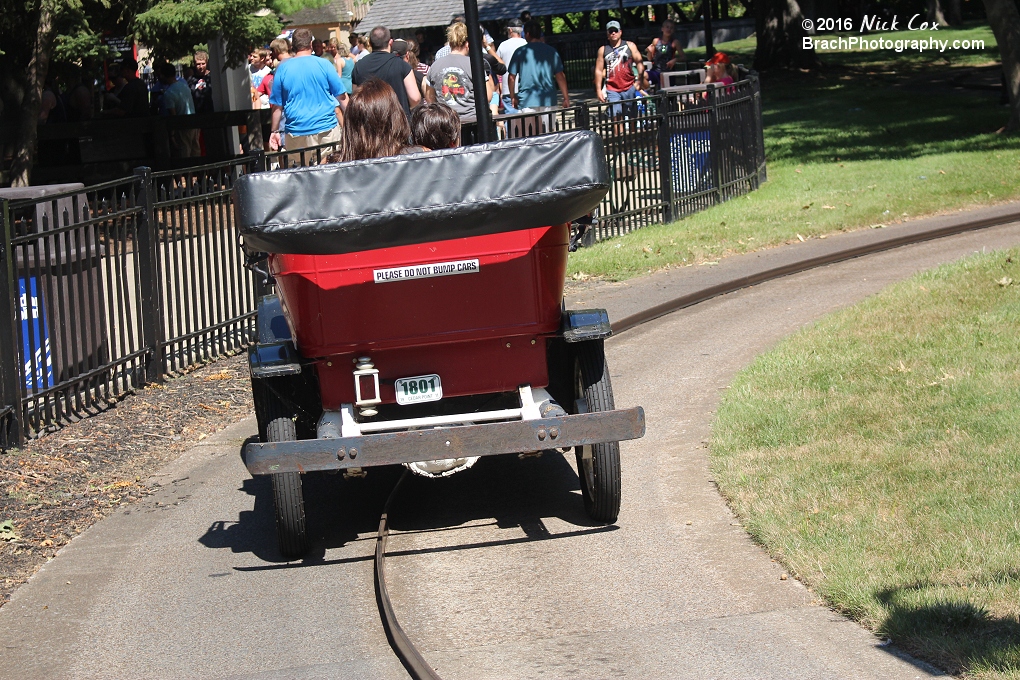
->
xmin=394 ymin=374 xmax=443 ymax=405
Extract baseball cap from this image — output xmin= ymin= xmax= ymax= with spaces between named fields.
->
xmin=392 ymin=39 xmax=408 ymax=56
xmin=507 ymin=18 xmax=523 ymax=28
xmin=705 ymin=52 xmax=730 ymax=65
xmin=606 ymin=20 xmax=621 ymax=31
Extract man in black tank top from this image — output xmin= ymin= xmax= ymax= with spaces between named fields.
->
xmin=646 ymin=20 xmax=685 ymax=91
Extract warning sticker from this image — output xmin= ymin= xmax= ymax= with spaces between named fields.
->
xmin=373 ymin=259 xmax=480 ymax=283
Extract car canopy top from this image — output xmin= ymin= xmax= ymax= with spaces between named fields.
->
xmin=233 ymin=130 xmax=611 ymax=255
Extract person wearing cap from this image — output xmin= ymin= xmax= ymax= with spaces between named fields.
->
xmin=595 ymin=20 xmax=645 ymax=128
xmin=393 ymin=38 xmax=433 ymax=105
xmin=497 ymin=19 xmax=527 ymax=113
xmin=507 ymin=20 xmax=569 ymax=110
xmin=704 ymin=52 xmax=735 ymax=86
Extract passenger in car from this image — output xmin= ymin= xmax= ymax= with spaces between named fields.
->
xmin=325 ymin=78 xmax=420 ymax=162
xmin=410 ymin=101 xmax=462 ymax=151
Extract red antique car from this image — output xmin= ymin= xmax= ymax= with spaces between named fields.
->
xmin=234 ymin=130 xmax=645 ymax=556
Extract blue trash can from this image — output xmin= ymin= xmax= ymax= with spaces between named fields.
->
xmin=670 ymin=130 xmax=712 ymax=197
xmin=18 ymin=275 xmax=53 ymax=392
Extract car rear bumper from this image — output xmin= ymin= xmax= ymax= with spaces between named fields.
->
xmin=244 ymin=407 xmax=645 ymax=475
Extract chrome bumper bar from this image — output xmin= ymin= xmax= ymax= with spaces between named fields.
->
xmin=244 ymin=407 xmax=645 ymax=475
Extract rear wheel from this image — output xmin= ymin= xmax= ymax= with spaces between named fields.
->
xmin=267 ymin=415 xmax=309 ymax=558
xmin=253 ymin=375 xmax=309 ymax=557
xmin=573 ymin=340 xmax=621 ymax=523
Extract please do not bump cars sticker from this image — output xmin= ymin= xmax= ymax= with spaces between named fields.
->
xmin=373 ymin=259 xmax=480 ymax=284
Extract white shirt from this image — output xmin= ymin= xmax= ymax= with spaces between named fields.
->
xmin=497 ymin=36 xmax=527 ymax=95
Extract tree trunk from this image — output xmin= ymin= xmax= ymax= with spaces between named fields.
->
xmin=943 ymin=0 xmax=962 ymax=26
xmin=983 ymin=0 xmax=1020 ymax=131
xmin=753 ymin=0 xmax=820 ymax=70
xmin=10 ymin=1 xmax=56 ymax=188
xmin=926 ymin=0 xmax=949 ymax=26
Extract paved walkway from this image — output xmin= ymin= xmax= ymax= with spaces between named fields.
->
xmin=2 ymin=204 xmax=1018 ymax=678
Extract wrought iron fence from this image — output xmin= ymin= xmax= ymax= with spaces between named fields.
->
xmin=0 ymin=157 xmax=267 ymax=447
xmin=0 ymin=77 xmax=765 ymax=447
xmin=474 ymin=76 xmax=766 ymax=242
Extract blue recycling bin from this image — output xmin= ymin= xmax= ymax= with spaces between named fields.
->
xmin=670 ymin=130 xmax=713 ymax=197
xmin=19 ymin=275 xmax=53 ymax=392
xmin=1 ymin=183 xmax=106 ymax=395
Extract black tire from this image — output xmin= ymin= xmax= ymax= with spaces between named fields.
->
xmin=573 ymin=340 xmax=622 ymax=523
xmin=266 ymin=415 xmax=309 ymax=557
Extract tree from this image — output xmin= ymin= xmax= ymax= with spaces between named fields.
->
xmin=4 ymin=0 xmax=148 ymax=187
xmin=133 ymin=0 xmax=298 ymax=66
xmin=753 ymin=0 xmax=820 ymax=71
xmin=4 ymin=0 xmax=326 ymax=187
xmin=983 ymin=0 xmax=1020 ymax=131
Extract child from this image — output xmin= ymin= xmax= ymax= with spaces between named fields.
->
xmin=410 ymin=102 xmax=462 ymax=151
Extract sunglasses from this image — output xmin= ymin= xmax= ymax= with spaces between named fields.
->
xmin=607 ymin=28 xmax=620 ymax=33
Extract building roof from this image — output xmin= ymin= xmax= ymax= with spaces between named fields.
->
xmin=283 ymin=0 xmax=364 ymax=26
xmin=359 ymin=0 xmax=654 ymax=31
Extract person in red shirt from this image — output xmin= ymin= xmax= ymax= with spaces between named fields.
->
xmin=594 ymin=21 xmax=646 ymax=133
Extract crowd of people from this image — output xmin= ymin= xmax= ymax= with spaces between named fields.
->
xmin=36 ymin=13 xmax=739 ymax=164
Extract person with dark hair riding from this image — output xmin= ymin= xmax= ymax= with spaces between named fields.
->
xmin=328 ymin=78 xmax=419 ymax=162
xmin=410 ymin=101 xmax=461 ymax=150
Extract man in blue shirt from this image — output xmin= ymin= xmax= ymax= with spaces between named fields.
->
xmin=269 ymin=28 xmax=349 ymax=155
xmin=507 ymin=21 xmax=569 ymax=110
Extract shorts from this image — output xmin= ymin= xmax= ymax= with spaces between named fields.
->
xmin=606 ymin=87 xmax=638 ymax=118
xmin=501 ymin=94 xmax=519 ymax=115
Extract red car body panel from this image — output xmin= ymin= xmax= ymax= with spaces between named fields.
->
xmin=270 ymin=224 xmax=569 ymax=410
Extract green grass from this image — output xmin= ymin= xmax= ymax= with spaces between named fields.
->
xmin=711 ymin=249 xmax=1020 ymax=678
xmin=568 ymin=23 xmax=1020 ymax=282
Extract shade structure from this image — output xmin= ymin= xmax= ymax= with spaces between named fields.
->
xmin=360 ymin=0 xmax=655 ymax=30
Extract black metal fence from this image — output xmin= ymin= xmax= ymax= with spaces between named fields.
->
xmin=0 ymin=157 xmax=266 ymax=447
xmin=0 ymin=77 xmax=764 ymax=447
xmin=480 ymin=76 xmax=766 ymax=241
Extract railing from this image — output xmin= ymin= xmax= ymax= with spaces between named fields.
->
xmin=0 ymin=156 xmax=268 ymax=447
xmin=0 ymin=78 xmax=765 ymax=447
xmin=473 ymin=76 xmax=766 ymax=242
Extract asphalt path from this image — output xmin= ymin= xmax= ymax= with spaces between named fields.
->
xmin=5 ymin=221 xmax=1020 ymax=679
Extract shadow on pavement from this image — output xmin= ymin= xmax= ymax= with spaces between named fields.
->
xmin=199 ymin=436 xmax=601 ymax=565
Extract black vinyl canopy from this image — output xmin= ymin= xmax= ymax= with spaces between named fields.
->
xmin=233 ymin=131 xmax=610 ymax=255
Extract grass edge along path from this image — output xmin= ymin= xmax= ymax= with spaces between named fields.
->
xmin=710 ymin=248 xmax=1020 ymax=678
xmin=568 ymin=24 xmax=1020 ymax=283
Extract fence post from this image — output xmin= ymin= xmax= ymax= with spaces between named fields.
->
xmin=248 ymin=148 xmax=267 ymax=174
xmin=0 ymin=199 xmax=25 ymax=447
xmin=706 ymin=84 xmax=723 ymax=205
xmin=657 ymin=95 xmax=676 ymax=224
xmin=133 ymin=167 xmax=165 ymax=385
xmin=750 ymin=75 xmax=767 ymax=185
xmin=576 ymin=103 xmax=590 ymax=131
